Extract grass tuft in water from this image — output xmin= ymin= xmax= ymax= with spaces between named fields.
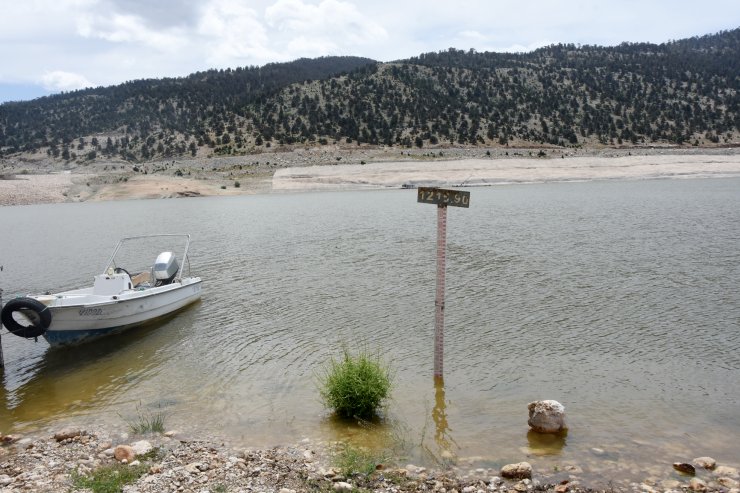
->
xmin=333 ymin=443 xmax=386 ymax=478
xmin=71 ymin=463 xmax=148 ymax=493
xmin=319 ymin=349 xmax=392 ymax=420
xmin=123 ymin=402 xmax=167 ymax=435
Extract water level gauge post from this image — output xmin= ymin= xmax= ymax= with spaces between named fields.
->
xmin=417 ymin=187 xmax=470 ymax=380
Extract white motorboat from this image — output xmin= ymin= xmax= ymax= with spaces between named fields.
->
xmin=1 ymin=234 xmax=202 ymax=346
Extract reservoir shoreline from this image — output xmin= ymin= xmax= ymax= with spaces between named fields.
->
xmin=1 ymin=146 xmax=739 ymax=206
xmin=1 ymin=425 xmax=737 ymax=492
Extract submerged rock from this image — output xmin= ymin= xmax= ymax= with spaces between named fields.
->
xmin=689 ymin=477 xmax=707 ymax=491
xmin=661 ymin=479 xmax=682 ymax=489
xmin=714 ymin=465 xmax=739 ymax=478
xmin=1 ymin=434 xmax=20 ymax=444
xmin=53 ymin=428 xmax=83 ymax=442
xmin=693 ymin=457 xmax=717 ymax=470
xmin=501 ymin=461 xmax=532 ymax=480
xmin=528 ymin=400 xmax=566 ymax=433
xmin=673 ymin=462 xmax=696 ymax=475
xmin=717 ymin=477 xmax=740 ymax=489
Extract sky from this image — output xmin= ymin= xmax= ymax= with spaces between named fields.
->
xmin=1 ymin=0 xmax=738 ymax=103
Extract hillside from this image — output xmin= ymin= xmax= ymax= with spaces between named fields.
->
xmin=0 ymin=29 xmax=738 ymax=165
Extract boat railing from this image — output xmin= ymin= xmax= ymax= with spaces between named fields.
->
xmin=102 ymin=234 xmax=193 ymax=281
xmin=179 ymin=238 xmax=191 ymax=281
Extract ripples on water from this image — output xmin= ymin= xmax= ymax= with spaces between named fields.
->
xmin=1 ymin=177 xmax=739 ymax=478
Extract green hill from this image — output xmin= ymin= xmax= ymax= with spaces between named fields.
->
xmin=1 ymin=28 xmax=738 ymax=164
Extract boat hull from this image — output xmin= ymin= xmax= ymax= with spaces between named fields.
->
xmin=42 ymin=279 xmax=202 ymax=346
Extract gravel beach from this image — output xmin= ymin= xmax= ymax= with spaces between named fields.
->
xmin=1 ymin=427 xmax=738 ymax=493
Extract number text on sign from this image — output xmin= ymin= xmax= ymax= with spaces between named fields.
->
xmin=416 ymin=187 xmax=470 ymax=208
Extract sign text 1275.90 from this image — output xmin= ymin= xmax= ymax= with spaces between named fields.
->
xmin=417 ymin=187 xmax=470 ymax=208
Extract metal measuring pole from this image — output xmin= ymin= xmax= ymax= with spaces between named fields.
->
xmin=417 ymin=187 xmax=470 ymax=381
xmin=434 ymin=204 xmax=447 ymax=379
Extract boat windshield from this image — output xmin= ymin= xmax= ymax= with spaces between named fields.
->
xmin=103 ymin=234 xmax=192 ymax=279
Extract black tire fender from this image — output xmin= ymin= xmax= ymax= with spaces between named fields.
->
xmin=1 ymin=297 xmax=52 ymax=339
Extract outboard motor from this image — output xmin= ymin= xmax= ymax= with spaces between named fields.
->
xmin=153 ymin=252 xmax=179 ymax=286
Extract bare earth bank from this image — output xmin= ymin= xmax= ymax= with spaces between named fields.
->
xmin=272 ymin=153 xmax=740 ymax=190
xmin=1 ymin=147 xmax=739 ymax=206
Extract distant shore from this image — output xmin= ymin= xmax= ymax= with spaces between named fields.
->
xmin=1 ymin=146 xmax=739 ymax=206
xmin=272 ymin=152 xmax=740 ymax=191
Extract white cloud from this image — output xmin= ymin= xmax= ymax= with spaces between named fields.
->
xmin=197 ymin=0 xmax=281 ymax=64
xmin=265 ymin=0 xmax=388 ymax=54
xmin=451 ymin=31 xmax=551 ymax=53
xmin=40 ymin=71 xmax=93 ymax=92
xmin=77 ymin=13 xmax=188 ymax=52
xmin=285 ymin=36 xmax=339 ymax=58
xmin=1 ymin=0 xmax=739 ymax=103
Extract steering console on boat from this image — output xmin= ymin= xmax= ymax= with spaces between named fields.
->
xmin=93 ymin=272 xmax=133 ymax=295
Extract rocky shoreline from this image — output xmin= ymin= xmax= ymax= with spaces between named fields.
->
xmin=1 ymin=427 xmax=738 ymax=493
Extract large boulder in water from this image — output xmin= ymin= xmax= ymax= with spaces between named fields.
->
xmin=527 ymin=400 xmax=566 ymax=433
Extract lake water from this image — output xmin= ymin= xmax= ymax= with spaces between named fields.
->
xmin=1 ymin=177 xmax=739 ymax=483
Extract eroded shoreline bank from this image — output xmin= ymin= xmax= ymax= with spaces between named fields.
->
xmin=1 ymin=147 xmax=739 ymax=206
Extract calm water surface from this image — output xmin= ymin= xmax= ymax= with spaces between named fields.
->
xmin=1 ymin=177 xmax=739 ymax=481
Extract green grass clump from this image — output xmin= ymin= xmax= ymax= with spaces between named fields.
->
xmin=137 ymin=447 xmax=165 ymax=462
xmin=124 ymin=402 xmax=166 ymax=434
xmin=72 ymin=463 xmax=148 ymax=493
xmin=319 ymin=349 xmax=392 ymax=419
xmin=333 ymin=443 xmax=385 ymax=477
